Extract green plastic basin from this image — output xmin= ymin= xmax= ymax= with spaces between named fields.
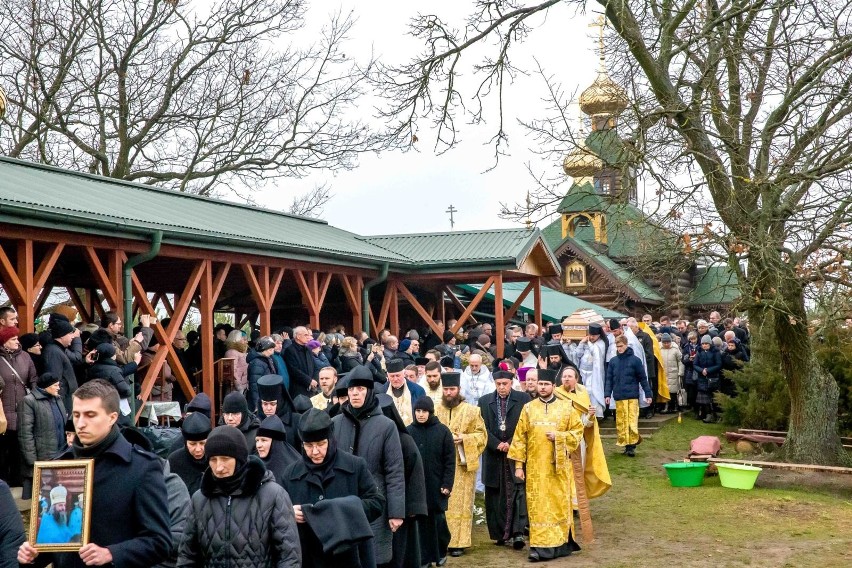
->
xmin=717 ymin=463 xmax=762 ymax=490
xmin=663 ymin=462 xmax=709 ymax=487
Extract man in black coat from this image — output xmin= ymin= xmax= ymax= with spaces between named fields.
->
xmin=478 ymin=370 xmax=531 ymax=549
xmin=407 ymin=397 xmax=455 ymax=567
xmin=282 ymin=409 xmax=385 ymax=568
xmin=0 ymin=479 xmax=25 ymax=568
xmin=629 ymin=318 xmax=658 ymax=418
xmin=283 ymin=326 xmax=317 ymax=399
xmin=18 ymin=379 xmax=170 ymax=568
xmin=42 ymin=314 xmax=83 ymax=412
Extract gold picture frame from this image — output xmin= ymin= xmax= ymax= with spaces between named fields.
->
xmin=29 ymin=459 xmax=94 ymax=552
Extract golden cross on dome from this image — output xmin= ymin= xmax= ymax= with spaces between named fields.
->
xmin=588 ymin=15 xmax=606 ymax=71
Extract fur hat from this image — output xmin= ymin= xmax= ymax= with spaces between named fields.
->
xmin=37 ymin=372 xmax=60 ymax=389
xmin=386 ymin=358 xmax=405 ymax=373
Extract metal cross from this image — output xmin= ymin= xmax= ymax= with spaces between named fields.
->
xmin=446 ymin=205 xmax=457 ymax=230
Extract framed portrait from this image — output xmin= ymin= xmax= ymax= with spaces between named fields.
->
xmin=29 ymin=459 xmax=94 ymax=552
xmin=565 ymin=261 xmax=586 ymax=287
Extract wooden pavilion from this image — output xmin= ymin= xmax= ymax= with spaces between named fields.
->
xmin=0 ymin=157 xmax=560 ymax=421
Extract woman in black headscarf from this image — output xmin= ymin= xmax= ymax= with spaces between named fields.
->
xmin=377 ymin=394 xmax=428 ymax=568
xmin=253 ymin=415 xmax=301 ymax=486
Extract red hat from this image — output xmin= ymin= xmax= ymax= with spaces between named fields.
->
xmin=0 ymin=326 xmax=20 ymax=346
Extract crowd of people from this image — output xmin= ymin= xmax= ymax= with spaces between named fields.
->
xmin=0 ymin=304 xmax=750 ymax=566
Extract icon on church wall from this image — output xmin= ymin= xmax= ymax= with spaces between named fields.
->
xmin=566 ymin=261 xmax=586 ymax=287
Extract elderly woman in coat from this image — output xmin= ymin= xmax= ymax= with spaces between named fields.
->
xmin=658 ymin=334 xmax=684 ymax=414
xmin=177 ymin=425 xmax=301 ymax=568
xmin=0 ymin=326 xmax=37 ymax=488
xmin=17 ymin=373 xmax=67 ymax=499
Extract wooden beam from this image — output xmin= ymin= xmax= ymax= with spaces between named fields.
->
xmin=83 ymin=247 xmax=121 ymax=309
xmin=16 ymin=241 xmax=35 ymax=330
xmin=435 ymin=289 xmax=445 ymax=326
xmin=533 ymin=277 xmax=542 ymax=332
xmin=443 ymin=286 xmax=478 ymax=325
xmin=160 ymin=294 xmax=175 ymax=317
xmin=0 ymin=242 xmax=25 ymax=304
xmin=705 ymin=457 xmax=852 ymax=475
xmin=396 ymin=282 xmax=443 ymax=336
xmin=389 ymin=284 xmax=399 ymax=338
xmin=494 ymin=273 xmax=505 ymax=358
xmin=451 ymin=276 xmax=494 ymax=334
xmin=33 ymin=243 xmax=64 ymax=292
xmin=338 ymin=274 xmax=363 ymax=335
xmin=503 ymin=280 xmax=535 ymax=323
xmin=66 ymin=288 xmax=92 ymax=324
xmin=242 ymin=264 xmax=269 ymax=312
xmin=34 ymin=287 xmax=52 ymax=315
xmin=200 ymin=261 xmax=216 ymax=426
xmin=211 ymin=262 xmax=232 ymax=302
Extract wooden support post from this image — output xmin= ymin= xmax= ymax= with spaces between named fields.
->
xmin=533 ymin=277 xmax=542 ymax=332
xmin=67 ymin=288 xmax=93 ymax=324
xmin=494 ymin=273 xmax=505 ymax=358
xmin=16 ymin=241 xmax=34 ymax=331
xmin=389 ymin=282 xmax=399 ymax=338
xmin=243 ymin=264 xmax=284 ymax=335
xmin=83 ymin=247 xmax=121 ymax=310
xmin=503 ymin=280 xmax=535 ymax=323
xmin=294 ymin=269 xmax=330 ymax=331
xmin=443 ymin=286 xmax=478 ymax=325
xmin=200 ymin=261 xmax=216 ymax=426
xmin=396 ymin=282 xmax=444 ymax=336
xmin=435 ymin=289 xmax=445 ymax=327
xmin=34 ymin=287 xmax=52 ymax=316
xmin=450 ymin=276 xmax=495 ymax=334
xmin=338 ymin=274 xmax=364 ymax=336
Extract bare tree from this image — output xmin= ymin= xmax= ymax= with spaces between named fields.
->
xmin=379 ymin=0 xmax=852 ymax=465
xmin=0 ymin=0 xmax=384 ymax=202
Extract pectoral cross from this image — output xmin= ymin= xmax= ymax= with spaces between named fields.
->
xmin=446 ymin=204 xmax=457 ymax=230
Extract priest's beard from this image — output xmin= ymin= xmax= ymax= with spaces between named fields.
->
xmin=547 ymin=361 xmax=562 ymax=370
xmin=426 ymin=380 xmax=441 ymax=391
xmin=442 ymin=393 xmax=463 ymax=408
xmin=51 ymin=510 xmax=68 ymax=526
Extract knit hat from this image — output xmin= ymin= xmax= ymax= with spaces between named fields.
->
xmin=257 ymin=374 xmax=283 ymax=402
xmin=95 ymin=342 xmax=116 ymax=360
xmin=515 ymin=338 xmax=532 ymax=352
xmin=441 ymin=372 xmax=461 ymax=388
xmin=222 ymin=391 xmax=249 ymax=414
xmin=205 ymin=425 xmax=248 ymax=465
xmin=181 ymin=412 xmax=212 ymax=442
xmin=700 ymin=335 xmax=712 ymax=345
xmin=37 ymin=372 xmax=60 ymax=389
xmin=19 ymin=333 xmax=39 ymax=351
xmin=257 ymin=415 xmax=287 ymax=442
xmin=415 ymin=357 xmax=429 ymax=366
xmin=492 ymin=370 xmax=513 ymax=381
xmin=440 ymin=356 xmax=455 ymax=369
xmin=299 ymin=408 xmax=333 ymax=443
xmin=414 ymin=396 xmax=434 ymax=413
xmin=609 ymin=319 xmax=621 ymax=331
xmin=256 ymin=337 xmax=275 ymax=352
xmin=48 ymin=313 xmax=75 ymax=339
xmin=293 ymin=394 xmax=313 ymax=413
xmin=442 ymin=330 xmax=455 ymax=343
xmin=537 ymin=369 xmax=557 ymax=384
xmin=399 ymin=339 xmax=411 ymax=352
xmin=660 ymin=333 xmax=672 ymax=342
xmin=86 ymin=328 xmax=113 ymax=351
xmin=347 ymin=365 xmax=374 ymax=389
xmin=186 ymin=393 xmax=212 ymax=418
xmin=306 ymin=339 xmax=322 ymax=350
xmin=0 ymin=326 xmax=19 ymax=346
xmin=588 ymin=324 xmax=603 ymax=336
xmin=548 ymin=324 xmax=562 ymax=335
xmin=50 ymin=485 xmax=68 ymax=506
xmin=386 ymin=358 xmax=405 ymax=373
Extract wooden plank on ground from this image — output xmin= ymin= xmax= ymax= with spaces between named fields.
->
xmin=706 ymin=457 xmax=852 ymax=475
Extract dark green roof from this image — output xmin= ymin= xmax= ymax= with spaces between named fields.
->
xmin=0 ymin=156 xmax=558 ymax=275
xmin=690 ymin=265 xmax=741 ymax=306
xmin=457 ymin=281 xmax=625 ymax=322
xmin=556 ymin=181 xmax=609 ymax=214
xmin=585 ymin=128 xmax=632 ymax=166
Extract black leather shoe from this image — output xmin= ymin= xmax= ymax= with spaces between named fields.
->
xmin=449 ymin=550 xmax=464 ymax=558
xmin=436 ymin=557 xmax=447 ymax=566
xmin=495 ymin=539 xmax=506 ymax=546
xmin=512 ymin=536 xmax=525 ymax=550
xmin=528 ymin=551 xmax=540 ymax=562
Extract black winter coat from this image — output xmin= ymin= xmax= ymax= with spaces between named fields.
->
xmin=168 ymin=447 xmax=208 ymax=496
xmin=41 ymin=339 xmax=82 ymax=412
xmin=283 ymin=342 xmax=316 ymax=398
xmin=331 ymin=402 xmax=406 ymax=565
xmin=399 ymin=432 xmax=428 ymax=517
xmin=17 ymin=388 xmax=66 ymax=470
xmin=604 ymin=347 xmax=653 ymax=402
xmin=178 ymin=457 xmax=301 ymax=568
xmin=32 ymin=432 xmax=171 ymax=568
xmin=693 ymin=348 xmax=722 ymax=393
xmin=282 ymin=449 xmax=385 ymax=568
xmin=86 ymin=359 xmax=132 ymax=398
xmin=407 ymin=417 xmax=455 ymax=512
xmin=0 ymin=480 xmax=25 ymax=568
xmin=477 ymin=390 xmax=531 ymax=488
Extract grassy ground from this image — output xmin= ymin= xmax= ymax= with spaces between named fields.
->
xmin=454 ymin=415 xmax=852 ymax=568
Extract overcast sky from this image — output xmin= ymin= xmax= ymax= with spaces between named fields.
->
xmin=248 ymin=0 xmax=602 ymax=235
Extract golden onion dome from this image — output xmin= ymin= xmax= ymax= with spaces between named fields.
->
xmin=562 ymin=145 xmax=603 ymax=178
xmin=0 ymin=84 xmax=7 ymax=120
xmin=579 ymin=72 xmax=628 ymax=117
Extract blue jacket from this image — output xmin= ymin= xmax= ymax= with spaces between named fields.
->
xmin=604 ymin=347 xmax=652 ymax=401
xmin=693 ymin=348 xmax=722 ymax=392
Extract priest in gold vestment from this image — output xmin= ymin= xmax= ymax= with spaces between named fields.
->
xmin=435 ymin=371 xmax=487 ymax=557
xmin=508 ymin=368 xmax=584 ymax=562
xmin=554 ymin=367 xmax=612 ymax=500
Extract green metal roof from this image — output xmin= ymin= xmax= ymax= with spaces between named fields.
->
xmin=362 ymin=228 xmax=560 ymax=271
xmin=0 ymin=156 xmax=559 ymax=275
xmin=565 ymin=237 xmax=665 ymax=303
xmin=585 ymin=128 xmax=631 ymax=166
xmin=690 ymin=265 xmax=741 ymax=306
xmin=456 ymin=282 xmax=625 ymax=322
xmin=556 ymin=180 xmax=609 ymax=214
